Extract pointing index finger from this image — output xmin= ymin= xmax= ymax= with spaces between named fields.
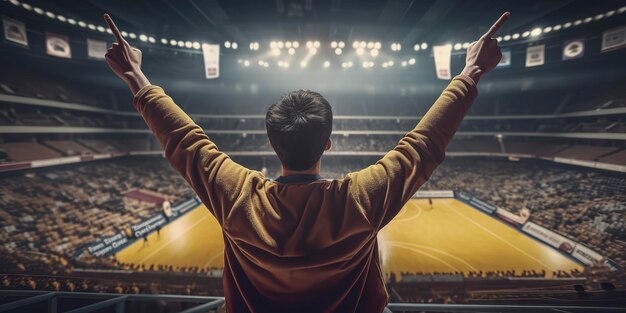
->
xmin=104 ymin=13 xmax=124 ymax=44
xmin=482 ymin=12 xmax=510 ymax=39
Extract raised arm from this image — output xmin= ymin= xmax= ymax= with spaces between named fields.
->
xmin=348 ymin=12 xmax=510 ymax=230
xmin=103 ymin=14 xmax=250 ymax=224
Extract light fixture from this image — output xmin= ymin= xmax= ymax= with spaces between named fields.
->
xmin=543 ymin=26 xmax=552 ymax=33
xmin=177 ymin=41 xmax=184 ymax=47
xmin=225 ymin=41 xmax=231 ymax=48
xmin=512 ymin=33 xmax=520 ymax=40
xmin=530 ymin=28 xmax=542 ymax=37
xmin=335 ymin=48 xmax=342 ymax=55
xmin=170 ymin=39 xmax=177 ymax=46
xmin=288 ymin=48 xmax=295 ymax=55
xmin=232 ymin=42 xmax=238 ymax=49
xmin=338 ymin=41 xmax=345 ymax=48
xmin=408 ymin=58 xmax=415 ymax=65
xmin=522 ymin=30 xmax=530 ymax=37
xmin=67 ymin=18 xmax=76 ymax=25
xmin=292 ymin=41 xmax=300 ymax=48
xmin=161 ymin=38 xmax=168 ymax=45
xmin=421 ymin=43 xmax=428 ymax=50
xmin=414 ymin=44 xmax=420 ymax=51
xmin=352 ymin=41 xmax=359 ymax=49
xmin=57 ymin=15 xmax=67 ymax=22
xmin=503 ymin=35 xmax=511 ymax=41
xmin=356 ymin=47 xmax=364 ymax=55
xmin=331 ymin=41 xmax=337 ymax=48
xmin=271 ymin=48 xmax=281 ymax=56
xmin=192 ymin=42 xmax=200 ymax=49
xmin=553 ymin=24 xmax=562 ymax=31
xmin=300 ymin=61 xmax=307 ymax=68
xmin=370 ymin=49 xmax=379 ymax=57
xmin=367 ymin=41 xmax=374 ymax=49
xmin=97 ymin=26 xmax=106 ymax=33
xmin=285 ymin=41 xmax=292 ymax=48
xmin=45 ymin=11 xmax=55 ymax=19
xmin=313 ymin=41 xmax=320 ymax=48
xmin=243 ymin=60 xmax=250 ymax=67
xmin=323 ymin=61 xmax=330 ymax=68
xmin=309 ymin=47 xmax=318 ymax=55
xmin=88 ymin=24 xmax=97 ymax=31
xmin=401 ymin=61 xmax=407 ymax=67
xmin=139 ymin=34 xmax=148 ymax=42
xmin=185 ymin=41 xmax=192 ymax=48
xmin=454 ymin=43 xmax=462 ymax=50
xmin=34 ymin=7 xmax=44 ymax=15
xmin=583 ymin=17 xmax=592 ymax=23
xmin=374 ymin=42 xmax=381 ymax=49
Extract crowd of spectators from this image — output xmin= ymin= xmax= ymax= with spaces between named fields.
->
xmin=0 ymin=157 xmax=193 ymax=258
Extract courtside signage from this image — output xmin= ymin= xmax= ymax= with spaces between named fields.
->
xmin=522 ymin=222 xmax=576 ymax=253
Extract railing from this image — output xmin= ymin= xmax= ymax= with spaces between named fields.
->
xmin=1 ymin=290 xmax=625 ymax=313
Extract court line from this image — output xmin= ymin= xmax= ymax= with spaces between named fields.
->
xmin=388 ymin=243 xmax=460 ymax=271
xmin=137 ymin=214 xmax=211 ymax=264
xmin=386 ymin=241 xmax=480 ymax=272
xmin=389 ymin=203 xmax=422 ymax=224
xmin=442 ymin=202 xmax=558 ymax=272
xmin=204 ymin=251 xmax=224 ymax=268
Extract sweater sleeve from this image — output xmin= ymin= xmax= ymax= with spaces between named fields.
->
xmin=346 ymin=75 xmax=478 ymax=230
xmin=133 ymin=85 xmax=251 ymax=224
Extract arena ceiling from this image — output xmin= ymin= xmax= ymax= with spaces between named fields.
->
xmin=24 ymin=0 xmax=623 ymax=45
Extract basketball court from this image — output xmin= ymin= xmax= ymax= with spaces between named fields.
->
xmin=116 ymin=198 xmax=582 ymax=277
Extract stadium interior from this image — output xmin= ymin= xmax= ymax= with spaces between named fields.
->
xmin=0 ymin=0 xmax=625 ymax=312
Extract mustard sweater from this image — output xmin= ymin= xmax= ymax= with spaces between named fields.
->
xmin=133 ymin=75 xmax=477 ymax=313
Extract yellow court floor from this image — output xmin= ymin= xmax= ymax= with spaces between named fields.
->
xmin=116 ymin=198 xmax=582 ymax=277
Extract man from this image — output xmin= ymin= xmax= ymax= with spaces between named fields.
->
xmin=103 ymin=12 xmax=509 ymax=313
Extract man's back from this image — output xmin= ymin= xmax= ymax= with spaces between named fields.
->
xmin=131 ymin=75 xmax=476 ymax=312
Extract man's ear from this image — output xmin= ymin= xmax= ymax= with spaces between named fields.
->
xmin=325 ymin=138 xmax=332 ymax=151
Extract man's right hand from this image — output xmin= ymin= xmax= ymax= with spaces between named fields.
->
xmin=103 ymin=13 xmax=150 ymax=95
xmin=461 ymin=12 xmax=510 ymax=83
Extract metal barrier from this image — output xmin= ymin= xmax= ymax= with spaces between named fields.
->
xmin=1 ymin=290 xmax=625 ymax=312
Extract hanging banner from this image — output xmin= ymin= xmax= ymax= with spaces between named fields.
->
xmin=601 ymin=26 xmax=626 ymax=52
xmin=202 ymin=43 xmax=220 ymax=79
xmin=525 ymin=45 xmax=544 ymax=67
xmin=2 ymin=16 xmax=28 ymax=47
xmin=497 ymin=49 xmax=511 ymax=67
xmin=45 ymin=32 xmax=72 ymax=59
xmin=433 ymin=44 xmax=452 ymax=80
xmin=562 ymin=38 xmax=584 ymax=60
xmin=87 ymin=38 xmax=107 ymax=60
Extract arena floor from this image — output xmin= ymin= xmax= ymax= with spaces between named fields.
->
xmin=116 ymin=198 xmax=582 ymax=277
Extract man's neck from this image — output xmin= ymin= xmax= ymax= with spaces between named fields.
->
xmin=280 ymin=162 xmax=321 ymax=177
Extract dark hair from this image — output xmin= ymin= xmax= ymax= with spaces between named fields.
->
xmin=266 ymin=90 xmax=333 ymax=171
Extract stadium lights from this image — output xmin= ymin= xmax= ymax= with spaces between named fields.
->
xmin=192 ymin=42 xmax=200 ymax=49
xmin=45 ymin=11 xmax=55 ymax=19
xmin=243 ymin=60 xmax=250 ymax=67
xmin=57 ymin=15 xmax=67 ymax=22
xmin=338 ymin=41 xmax=345 ymax=48
xmin=300 ymin=61 xmax=307 ymax=68
xmin=619 ymin=6 xmax=626 ymax=13
xmin=370 ymin=49 xmax=379 ymax=57
xmin=583 ymin=17 xmax=593 ymax=23
xmin=309 ymin=47 xmax=318 ymax=55
xmin=390 ymin=43 xmax=401 ymax=51
xmin=496 ymin=36 xmax=502 ymax=42
xmin=453 ymin=43 xmax=462 ymax=50
xmin=185 ymin=41 xmax=192 ymax=48
xmin=401 ymin=61 xmax=407 ymax=67
xmin=503 ymin=35 xmax=511 ymax=41
xmin=522 ymin=31 xmax=530 ymax=37
xmin=530 ymin=28 xmax=542 ymax=37
xmin=170 ymin=39 xmax=177 ymax=46
xmin=574 ymin=19 xmax=582 ymax=26
xmin=352 ymin=41 xmax=359 ymax=49
xmin=288 ymin=48 xmax=295 ymax=55
xmin=388 ymin=60 xmax=394 ymax=66
xmin=313 ymin=41 xmax=320 ymax=48
xmin=323 ymin=61 xmax=330 ymax=68
xmin=335 ymin=48 xmax=342 ymax=55
xmin=88 ymin=24 xmax=96 ymax=31
xmin=331 ymin=41 xmax=337 ymax=48
xmin=408 ymin=58 xmax=415 ymax=65
xmin=34 ymin=7 xmax=43 ymax=15
xmin=285 ymin=41 xmax=292 ymax=48
xmin=374 ymin=42 xmax=381 ymax=49
xmin=511 ymin=33 xmax=520 ymax=40
xmin=543 ymin=26 xmax=552 ymax=33
xmin=21 ymin=2 xmax=31 ymax=10
xmin=277 ymin=41 xmax=284 ymax=48
xmin=414 ymin=44 xmax=420 ymax=51
xmin=270 ymin=41 xmax=277 ymax=49
xmin=161 ymin=38 xmax=168 ymax=45
xmin=421 ymin=43 xmax=428 ymax=50
xmin=139 ymin=34 xmax=148 ymax=42
xmin=225 ymin=41 xmax=231 ymax=48
xmin=271 ymin=48 xmax=281 ymax=56
xmin=121 ymin=30 xmax=128 ymax=37
xmin=356 ymin=48 xmax=364 ymax=55
xmin=359 ymin=41 xmax=366 ymax=48
xmin=232 ymin=42 xmax=238 ymax=49
xmin=97 ymin=26 xmax=106 ymax=33
xmin=177 ymin=41 xmax=184 ymax=47
xmin=367 ymin=42 xmax=374 ymax=49
xmin=128 ymin=32 xmax=137 ymax=39
xmin=462 ymin=42 xmax=470 ymax=48
xmin=306 ymin=41 xmax=313 ymax=48
xmin=67 ymin=18 xmax=76 ymax=25
xmin=553 ymin=24 xmax=562 ymax=31
xmin=292 ymin=41 xmax=300 ymax=48
xmin=594 ymin=14 xmax=604 ymax=20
